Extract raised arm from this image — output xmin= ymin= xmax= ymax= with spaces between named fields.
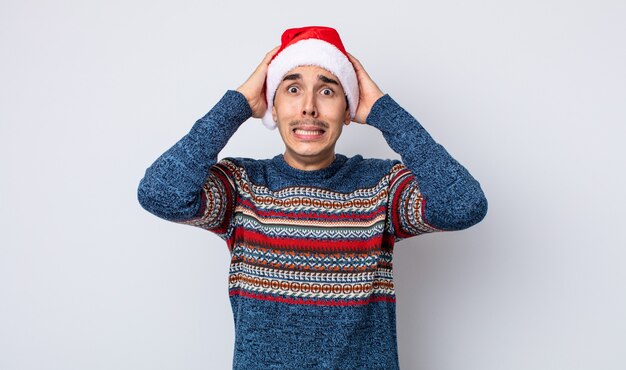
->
xmin=137 ymin=46 xmax=280 ymax=238
xmin=136 ymin=90 xmax=250 ymax=230
xmin=347 ymin=53 xmax=488 ymax=238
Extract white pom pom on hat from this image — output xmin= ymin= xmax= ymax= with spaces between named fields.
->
xmin=262 ymin=26 xmax=359 ymax=130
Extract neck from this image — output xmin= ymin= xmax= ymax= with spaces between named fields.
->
xmin=283 ymin=150 xmax=336 ymax=171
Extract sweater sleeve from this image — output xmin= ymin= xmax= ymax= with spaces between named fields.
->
xmin=366 ymin=94 xmax=488 ymax=238
xmin=137 ymin=90 xmax=252 ymax=239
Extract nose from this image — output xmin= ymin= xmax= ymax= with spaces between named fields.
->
xmin=301 ymin=91 xmax=317 ymax=117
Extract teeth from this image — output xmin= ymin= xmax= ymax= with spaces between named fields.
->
xmin=294 ymin=129 xmax=323 ymax=136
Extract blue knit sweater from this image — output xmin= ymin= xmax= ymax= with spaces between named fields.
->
xmin=138 ymin=90 xmax=488 ymax=369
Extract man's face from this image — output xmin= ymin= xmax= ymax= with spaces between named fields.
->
xmin=272 ymin=65 xmax=351 ymax=168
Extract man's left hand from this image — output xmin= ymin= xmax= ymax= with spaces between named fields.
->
xmin=347 ymin=53 xmax=385 ymax=125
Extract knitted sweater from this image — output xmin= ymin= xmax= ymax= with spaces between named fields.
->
xmin=137 ymin=90 xmax=488 ymax=369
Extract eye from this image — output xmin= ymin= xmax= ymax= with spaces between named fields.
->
xmin=321 ymin=88 xmax=333 ymax=96
xmin=287 ymin=86 xmax=299 ymax=93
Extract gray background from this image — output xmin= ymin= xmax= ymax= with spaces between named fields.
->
xmin=2 ymin=1 xmax=625 ymax=369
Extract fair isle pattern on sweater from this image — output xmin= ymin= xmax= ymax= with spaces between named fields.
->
xmin=177 ymin=159 xmax=443 ymax=307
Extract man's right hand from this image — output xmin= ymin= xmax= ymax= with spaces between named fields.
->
xmin=236 ymin=46 xmax=280 ymax=119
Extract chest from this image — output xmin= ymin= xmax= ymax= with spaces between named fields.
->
xmin=231 ymin=179 xmax=391 ymax=255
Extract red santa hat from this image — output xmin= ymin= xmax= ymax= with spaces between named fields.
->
xmin=262 ymin=26 xmax=359 ymax=130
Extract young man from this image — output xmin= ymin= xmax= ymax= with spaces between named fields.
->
xmin=138 ymin=26 xmax=488 ymax=369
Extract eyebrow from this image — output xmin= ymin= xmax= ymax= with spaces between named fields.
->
xmin=281 ymin=73 xmax=301 ymax=82
xmin=282 ymin=73 xmax=339 ymax=85
xmin=319 ymin=75 xmax=339 ymax=85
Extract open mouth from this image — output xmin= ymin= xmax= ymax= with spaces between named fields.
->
xmin=293 ymin=128 xmax=325 ymax=136
xmin=292 ymin=127 xmax=326 ymax=139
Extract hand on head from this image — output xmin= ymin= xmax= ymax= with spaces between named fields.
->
xmin=346 ymin=53 xmax=385 ymax=125
xmin=236 ymin=45 xmax=280 ymax=118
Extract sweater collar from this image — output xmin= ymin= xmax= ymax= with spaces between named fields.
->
xmin=271 ymin=153 xmax=348 ymax=180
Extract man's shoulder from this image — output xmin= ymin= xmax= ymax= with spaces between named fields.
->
xmin=218 ymin=156 xmax=271 ymax=171
xmin=216 ymin=156 xmax=276 ymax=184
xmin=340 ymin=155 xmax=404 ymax=187
xmin=345 ymin=154 xmax=401 ymax=172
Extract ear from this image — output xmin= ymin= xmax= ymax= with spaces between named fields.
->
xmin=344 ymin=109 xmax=351 ymax=126
xmin=272 ymin=105 xmax=277 ymax=122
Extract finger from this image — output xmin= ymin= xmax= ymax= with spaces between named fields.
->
xmin=251 ymin=46 xmax=280 ymax=78
xmin=347 ymin=52 xmax=364 ymax=72
xmin=248 ymin=46 xmax=279 ymax=81
xmin=269 ymin=45 xmax=280 ymax=54
xmin=263 ymin=45 xmax=281 ymax=64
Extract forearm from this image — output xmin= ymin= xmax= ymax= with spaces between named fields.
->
xmin=137 ymin=90 xmax=251 ymax=221
xmin=367 ymin=94 xmax=488 ymax=230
